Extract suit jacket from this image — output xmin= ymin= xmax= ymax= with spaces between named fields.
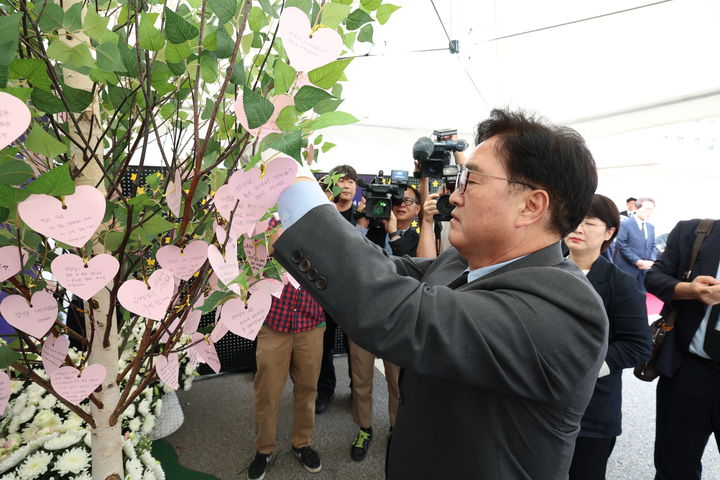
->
xmin=580 ymin=256 xmax=652 ymax=438
xmin=389 ymin=228 xmax=419 ymax=257
xmin=615 ymin=217 xmax=658 ymax=276
xmin=274 ymin=205 xmax=608 ymax=479
xmin=645 ymin=219 xmax=720 ymax=377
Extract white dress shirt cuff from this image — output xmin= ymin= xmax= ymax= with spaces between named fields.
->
xmin=598 ymin=361 xmax=611 ymax=378
xmin=277 ymin=181 xmax=331 ymax=228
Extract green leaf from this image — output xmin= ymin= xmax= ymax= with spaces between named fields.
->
xmin=264 ymin=130 xmax=302 ymax=161
xmin=229 ymin=61 xmax=245 ymax=85
xmin=358 ymin=24 xmax=373 ymax=43
xmin=165 ymin=41 xmax=192 ymax=63
xmin=275 ymin=105 xmax=298 ymax=131
xmin=64 ymin=85 xmax=93 ymax=113
xmin=294 ymin=85 xmax=334 ymax=113
xmin=198 ymin=290 xmax=235 ymax=312
xmin=248 ymin=6 xmax=269 ymax=32
xmin=0 ymin=344 xmax=19 ymax=369
xmin=25 ymin=126 xmax=68 ymax=158
xmin=0 ymin=185 xmax=29 ymax=207
xmin=139 ymin=16 xmax=166 ymax=51
xmin=242 ymin=87 xmax=274 ymax=130
xmin=360 ymin=0 xmax=382 ymax=10
xmin=139 ymin=213 xmax=176 ymax=237
xmin=164 ymin=8 xmax=199 ymax=44
xmin=38 ymin=2 xmax=64 ymax=32
xmin=0 ymin=14 xmax=22 ymax=66
xmin=286 ymin=0 xmax=312 ymax=12
xmin=0 ymin=87 xmax=31 ymax=103
xmin=313 ymin=97 xmax=343 ymax=114
xmin=63 ymin=3 xmax=84 ymax=32
xmin=304 ymin=111 xmax=358 ymax=130
xmin=377 ymin=4 xmax=401 ymax=24
xmin=321 ymin=3 xmax=351 ymax=29
xmin=96 ymin=42 xmax=125 ymax=72
xmin=345 ymin=8 xmax=373 ymax=30
xmin=308 ymin=58 xmax=352 ymax=89
xmin=214 ymin=25 xmax=234 ymax=59
xmin=46 ymin=40 xmax=95 ymax=68
xmin=30 ymin=89 xmax=64 ymax=113
xmin=199 ymin=53 xmax=218 ymax=83
xmin=9 ymin=59 xmax=52 ymax=91
xmin=342 ymin=30 xmax=356 ymax=50
xmin=0 ymin=65 xmax=7 ymax=89
xmin=84 ymin=7 xmax=110 ymax=42
xmin=258 ymin=0 xmax=279 ymax=18
xmin=102 ymin=231 xmax=125 ymax=251
xmin=208 ymin=0 xmax=237 ymax=24
xmin=321 ymin=142 xmax=336 ymax=153
xmin=26 ymin=163 xmax=76 ymax=196
xmin=272 ymin=60 xmax=295 ymax=95
xmin=0 ymin=159 xmax=34 ymax=185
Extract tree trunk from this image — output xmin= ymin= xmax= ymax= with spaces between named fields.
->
xmin=60 ymin=1 xmax=124 ymax=478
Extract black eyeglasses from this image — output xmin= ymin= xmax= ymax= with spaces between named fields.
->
xmin=400 ymin=197 xmax=420 ymax=206
xmin=455 ymin=165 xmax=537 ymax=194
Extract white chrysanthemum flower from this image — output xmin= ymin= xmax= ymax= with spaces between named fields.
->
xmin=142 ymin=469 xmax=157 ymax=480
xmin=182 ymin=378 xmax=193 ymax=391
xmin=125 ymin=456 xmax=144 ymax=479
xmin=143 ymin=389 xmax=153 ymax=401
xmin=43 ymin=431 xmax=83 ymax=450
xmin=26 ymin=384 xmax=45 ymax=403
xmin=140 ymin=451 xmax=165 ymax=480
xmin=140 ymin=415 xmax=155 ymax=434
xmin=62 ymin=413 xmax=85 ymax=432
xmin=128 ymin=418 xmax=141 ymax=432
xmin=17 ymin=405 xmax=37 ymax=425
xmin=72 ymin=472 xmax=92 ymax=480
xmin=10 ymin=380 xmax=23 ymax=394
xmin=1 ymin=470 xmax=18 ymax=479
xmin=53 ymin=446 xmax=90 ymax=475
xmin=122 ymin=403 xmax=136 ymax=419
xmin=16 ymin=450 xmax=52 ymax=479
xmin=32 ymin=409 xmax=61 ymax=429
xmin=38 ymin=395 xmax=57 ymax=410
xmin=154 ymin=399 xmax=163 ymax=416
xmin=184 ymin=362 xmax=195 ymax=376
xmin=137 ymin=400 xmax=150 ymax=416
xmin=10 ymin=394 xmax=28 ymax=415
xmin=0 ymin=444 xmax=31 ymax=473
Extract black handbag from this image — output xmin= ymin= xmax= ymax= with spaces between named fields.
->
xmin=633 ymin=219 xmax=715 ymax=382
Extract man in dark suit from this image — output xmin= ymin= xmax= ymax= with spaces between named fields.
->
xmin=614 ymin=197 xmax=658 ymax=291
xmin=645 ymin=219 xmax=720 ymax=480
xmin=619 ymin=196 xmax=637 ymax=218
xmin=272 ymin=109 xmax=608 ymax=479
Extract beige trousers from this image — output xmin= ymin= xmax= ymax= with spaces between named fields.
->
xmin=253 ymin=324 xmax=325 ymax=454
xmin=348 ymin=339 xmax=401 ymax=429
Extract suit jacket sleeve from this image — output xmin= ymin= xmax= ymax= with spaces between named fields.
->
xmin=274 ymin=204 xmax=607 ymax=403
xmin=650 ymin=224 xmax=659 ymax=260
xmin=616 ymin=219 xmax=640 ymax=265
xmin=604 ymin=269 xmax=653 ymax=370
xmin=645 ymin=221 xmax=684 ymax=303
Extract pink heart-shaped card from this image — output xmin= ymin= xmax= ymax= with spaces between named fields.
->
xmin=282 ymin=272 xmax=301 ymax=289
xmin=249 ymin=278 xmax=285 ymax=299
xmin=50 ymin=364 xmax=107 ymax=405
xmin=243 ymin=239 xmax=268 ymax=274
xmin=18 ymin=185 xmax=106 ymax=248
xmin=166 ymin=171 xmax=183 ymax=218
xmin=0 ymin=92 xmax=31 ymax=150
xmin=0 ymin=370 xmax=10 ymax=415
xmin=51 ymin=253 xmax=119 ymax=301
xmin=0 ymin=291 xmax=58 ymax=338
xmin=232 ymin=157 xmax=298 ymax=210
xmin=207 ymin=241 xmax=240 ymax=288
xmin=156 ymin=240 xmax=208 ymax=281
xmin=189 ymin=333 xmax=221 ymax=373
xmin=210 ymin=320 xmax=229 ymax=343
xmin=277 ymin=7 xmax=344 ymax=72
xmin=0 ymin=246 xmax=28 ymax=282
xmin=212 ymin=186 xmax=266 ymax=237
xmin=42 ymin=335 xmax=69 ymax=376
xmin=234 ymin=94 xmax=294 ymax=139
xmin=219 ymin=291 xmax=273 ymax=341
xmin=117 ymin=269 xmax=175 ymax=321
xmin=159 ymin=317 xmax=181 ymax=343
xmin=183 ymin=295 xmax=205 ymax=335
xmin=156 ymin=352 xmax=179 ymax=390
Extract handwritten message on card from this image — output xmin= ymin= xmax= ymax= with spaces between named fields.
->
xmin=220 ymin=292 xmax=272 ymax=341
xmin=41 ymin=335 xmax=69 ymax=376
xmin=244 ymin=240 xmax=268 ymax=274
xmin=51 ymin=253 xmax=119 ymax=301
xmin=0 ymin=92 xmax=31 ymax=150
xmin=0 ymin=291 xmax=58 ymax=338
xmin=189 ymin=333 xmax=220 ymax=373
xmin=117 ymin=269 xmax=175 ymax=321
xmin=18 ymin=186 xmax=106 ymax=248
xmin=156 ymin=353 xmax=179 ymax=390
xmin=277 ymin=7 xmax=344 ymax=72
xmin=249 ymin=278 xmax=285 ymax=298
xmin=0 ymin=246 xmax=27 ymax=282
xmin=50 ymin=364 xmax=107 ymax=405
xmin=207 ymin=241 xmax=240 ymax=288
xmin=156 ymin=240 xmax=208 ymax=281
xmin=166 ymin=171 xmax=183 ymax=218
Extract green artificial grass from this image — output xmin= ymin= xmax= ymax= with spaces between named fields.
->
xmin=151 ymin=439 xmax=221 ymax=480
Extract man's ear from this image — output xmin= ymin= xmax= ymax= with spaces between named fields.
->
xmin=516 ymin=189 xmax=549 ymax=228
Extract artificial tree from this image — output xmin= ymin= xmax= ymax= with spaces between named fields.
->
xmin=0 ymin=0 xmax=398 ymax=478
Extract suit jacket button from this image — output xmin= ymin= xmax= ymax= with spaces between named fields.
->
xmin=315 ymin=276 xmax=328 ymax=290
xmin=306 ymin=268 xmax=319 ymax=281
xmin=291 ymin=251 xmax=303 ymax=263
xmin=298 ymin=259 xmax=311 ymax=272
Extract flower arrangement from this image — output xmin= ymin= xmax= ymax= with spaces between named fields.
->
xmin=0 ymin=321 xmax=199 ymax=479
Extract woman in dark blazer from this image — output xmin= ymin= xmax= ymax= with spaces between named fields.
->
xmin=566 ymin=194 xmax=653 ymax=480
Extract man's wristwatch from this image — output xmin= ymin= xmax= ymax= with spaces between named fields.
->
xmin=388 ymin=230 xmax=401 ymax=239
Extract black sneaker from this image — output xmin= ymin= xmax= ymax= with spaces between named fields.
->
xmin=315 ymin=393 xmax=334 ymax=414
xmin=292 ymin=445 xmax=322 ymax=473
xmin=350 ymin=427 xmax=373 ymax=461
xmin=247 ymin=452 xmax=270 ymax=480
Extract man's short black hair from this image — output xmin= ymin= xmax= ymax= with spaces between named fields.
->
xmin=587 ymin=194 xmax=620 ymax=252
xmin=475 ymin=108 xmax=597 ymax=237
xmin=330 ymin=164 xmax=357 ymax=182
xmin=626 ymin=196 xmax=637 ymax=203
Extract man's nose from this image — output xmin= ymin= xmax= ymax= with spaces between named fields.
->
xmin=449 ymin=189 xmax=462 ymax=206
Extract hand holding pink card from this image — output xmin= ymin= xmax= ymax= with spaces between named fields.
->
xmin=0 ymin=246 xmax=27 ymax=282
xmin=51 ymin=253 xmax=119 ymax=301
xmin=50 ymin=364 xmax=107 ymax=405
xmin=0 ymin=291 xmax=58 ymax=338
xmin=0 ymin=92 xmax=31 ymax=150
xmin=42 ymin=335 xmax=69 ymax=375
xmin=18 ymin=185 xmax=106 ymax=248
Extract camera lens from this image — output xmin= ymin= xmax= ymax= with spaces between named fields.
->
xmin=436 ymin=195 xmax=455 ymax=215
xmin=370 ymin=200 xmax=389 ymax=218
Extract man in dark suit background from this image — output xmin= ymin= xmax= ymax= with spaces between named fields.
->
xmin=645 ymin=219 xmax=720 ymax=480
xmin=614 ymin=197 xmax=658 ymax=291
xmin=271 ymin=109 xmax=608 ymax=479
xmin=619 ymin=196 xmax=637 ymax=218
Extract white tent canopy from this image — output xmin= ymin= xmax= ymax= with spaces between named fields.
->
xmin=314 ymin=0 xmax=720 ymax=234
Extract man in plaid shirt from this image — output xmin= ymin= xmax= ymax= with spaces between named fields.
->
xmin=248 ymin=217 xmax=326 ymax=480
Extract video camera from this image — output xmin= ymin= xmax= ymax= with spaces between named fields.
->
xmin=357 ymin=170 xmax=409 ymax=220
xmin=412 ymin=128 xmax=468 ymax=178
xmin=435 ymin=165 xmax=458 ymax=222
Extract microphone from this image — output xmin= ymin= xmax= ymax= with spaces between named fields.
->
xmin=356 ymin=178 xmax=369 ymax=188
xmin=412 ymin=137 xmax=434 ymax=161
